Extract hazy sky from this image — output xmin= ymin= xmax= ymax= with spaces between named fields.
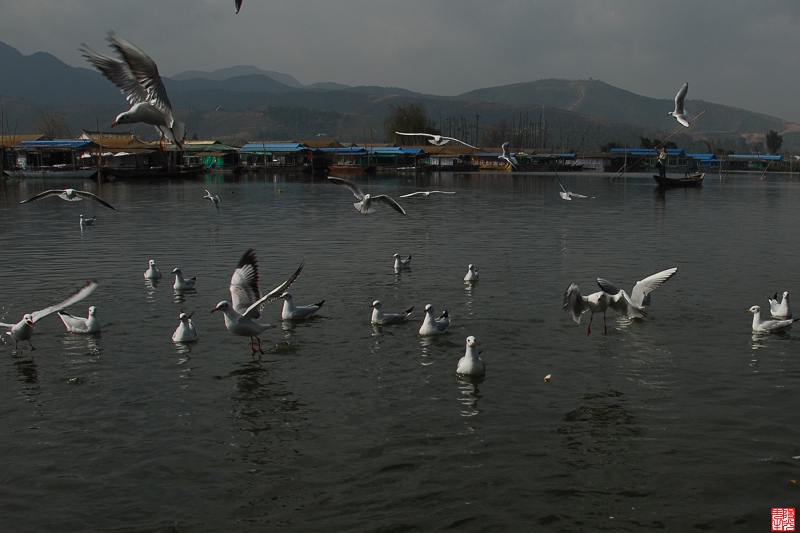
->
xmin=2 ymin=1 xmax=800 ymax=121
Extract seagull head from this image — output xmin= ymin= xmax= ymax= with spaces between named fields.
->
xmin=371 ymin=300 xmax=382 ymax=309
xmin=466 ymin=336 xmax=476 ymax=348
xmin=88 ymin=306 xmax=97 ymax=316
xmin=23 ymin=314 xmax=34 ymax=326
xmin=279 ymin=292 xmax=292 ymax=301
xmin=172 ymin=268 xmax=182 ymax=274
xmin=149 ymin=259 xmax=157 ymax=267
xmin=424 ymin=304 xmax=434 ymax=314
xmin=212 ymin=301 xmax=230 ymax=313
xmin=112 ymin=112 xmax=131 ymax=127
xmin=746 ymin=305 xmax=760 ymax=314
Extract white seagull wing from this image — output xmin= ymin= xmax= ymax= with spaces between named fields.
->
xmin=243 ymin=262 xmax=305 ymax=319
xmin=31 ymin=280 xmax=98 ymax=323
xmin=327 ymin=176 xmax=365 ymax=200
xmin=106 ymin=31 xmax=173 ymax=113
xmin=229 ymin=248 xmax=261 ymax=314
xmin=673 ymin=82 xmax=688 ymax=115
xmin=373 ymin=195 xmax=406 ymax=215
xmin=79 ymin=42 xmax=150 ymax=105
xmin=629 ymin=267 xmax=678 ymax=307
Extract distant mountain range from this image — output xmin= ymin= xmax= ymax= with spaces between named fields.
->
xmin=2 ymin=39 xmax=799 ymax=152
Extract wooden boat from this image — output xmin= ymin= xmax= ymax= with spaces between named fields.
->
xmin=653 ymin=172 xmax=705 ymax=187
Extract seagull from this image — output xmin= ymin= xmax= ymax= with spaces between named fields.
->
xmin=20 ymin=189 xmax=117 ymax=210
xmin=395 ymin=132 xmax=478 ymax=149
xmin=456 ymin=336 xmax=485 ymax=376
xmin=235 ymin=0 xmax=243 ymax=14
xmin=204 ymin=189 xmax=220 ymax=210
xmin=419 ymin=304 xmax=451 ymax=336
xmin=172 ymin=268 xmax=197 ymax=292
xmin=596 ymin=268 xmax=678 ymax=308
xmin=464 ymin=264 xmax=479 ymax=282
xmin=746 ymin=305 xmax=799 ymax=334
xmin=0 ymin=281 xmax=98 ymax=351
xmin=57 ymin=305 xmax=101 ymax=334
xmin=392 ymin=253 xmax=412 ymax=271
xmin=80 ymin=31 xmax=185 ymax=148
xmin=556 ymin=175 xmax=592 ymax=200
xmin=172 ymin=311 xmax=198 ymax=342
xmin=80 ymin=214 xmax=97 ymax=227
xmin=327 ymin=176 xmax=406 ymax=215
xmin=212 ymin=249 xmax=304 ymax=356
xmin=768 ymin=291 xmax=792 ymax=319
xmin=499 ymin=142 xmax=518 ymax=170
xmin=399 ymin=190 xmax=456 ymax=198
xmin=370 ymin=300 xmax=414 ymax=325
xmin=144 ymin=259 xmax=162 ymax=280
xmin=668 ymin=82 xmax=691 ymax=127
xmin=279 ymin=292 xmax=324 ymax=320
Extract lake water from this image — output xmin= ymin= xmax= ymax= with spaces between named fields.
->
xmin=0 ymin=170 xmax=798 ymax=532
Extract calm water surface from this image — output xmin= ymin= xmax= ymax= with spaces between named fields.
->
xmin=0 ymin=171 xmax=799 ymax=531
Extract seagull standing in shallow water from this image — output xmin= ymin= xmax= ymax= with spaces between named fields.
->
xmin=20 ymin=189 xmax=116 ymax=210
xmin=327 ymin=176 xmax=406 ymax=215
xmin=668 ymin=82 xmax=691 ymax=127
xmin=80 ymin=31 xmax=185 ymax=148
xmin=58 ymin=305 xmax=101 ymax=334
xmin=0 ymin=281 xmax=98 ymax=351
xmin=212 ymin=249 xmax=304 ymax=356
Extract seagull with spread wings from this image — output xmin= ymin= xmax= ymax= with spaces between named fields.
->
xmin=20 ymin=188 xmax=117 ymax=210
xmin=80 ymin=31 xmax=185 ymax=148
xmin=327 ymin=176 xmax=406 ymax=215
xmin=668 ymin=82 xmax=691 ymax=127
xmin=395 ymin=132 xmax=478 ymax=149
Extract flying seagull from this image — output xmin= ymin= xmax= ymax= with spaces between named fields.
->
xmin=499 ymin=142 xmax=518 ymax=170
xmin=399 ymin=190 xmax=456 ymax=198
xmin=327 ymin=176 xmax=406 ymax=215
xmin=20 ymin=188 xmax=117 ymax=210
xmin=80 ymin=31 xmax=186 ymax=148
xmin=556 ymin=175 xmax=592 ymax=200
xmin=668 ymin=82 xmax=691 ymax=127
xmin=1 ymin=281 xmax=98 ymax=351
xmin=204 ymin=189 xmax=220 ymax=210
xmin=395 ymin=132 xmax=478 ymax=149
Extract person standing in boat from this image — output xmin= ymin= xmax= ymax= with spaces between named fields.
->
xmin=657 ymin=146 xmax=668 ymax=177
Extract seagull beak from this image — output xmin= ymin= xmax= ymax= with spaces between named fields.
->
xmin=211 ymin=308 xmax=218 ymax=313
xmin=25 ymin=319 xmax=34 ymax=326
xmin=111 ymin=121 xmax=118 ymax=127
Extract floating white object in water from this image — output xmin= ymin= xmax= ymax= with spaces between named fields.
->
xmin=280 ymin=292 xmax=324 ymax=320
xmin=370 ymin=300 xmax=414 ymax=325
xmin=419 ymin=304 xmax=451 ymax=336
xmin=79 ymin=214 xmax=96 ymax=227
xmin=172 ymin=311 xmax=198 ymax=342
xmin=172 ymin=268 xmax=197 ymax=292
xmin=393 ymin=253 xmax=411 ymax=271
xmin=456 ymin=335 xmax=485 ymax=376
xmin=144 ymin=259 xmax=162 ymax=280
xmin=0 ymin=281 xmax=98 ymax=350
xmin=327 ymin=176 xmax=406 ymax=215
xmin=464 ymin=264 xmax=479 ymax=282
xmin=746 ymin=305 xmax=799 ymax=333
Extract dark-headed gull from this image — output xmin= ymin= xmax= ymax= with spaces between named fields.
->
xmin=279 ymin=292 xmax=324 ymax=320
xmin=20 ymin=189 xmax=116 ymax=210
xmin=212 ymin=249 xmax=304 ymax=356
xmin=563 ymin=282 xmax=646 ymax=335
xmin=172 ymin=268 xmax=196 ymax=292
xmin=204 ymin=189 xmax=220 ymax=210
xmin=172 ymin=311 xmax=198 ymax=342
xmin=668 ymin=82 xmax=691 ymax=127
xmin=80 ymin=31 xmax=185 ymax=148
xmin=370 ymin=300 xmax=414 ymax=325
xmin=58 ymin=305 xmax=101 ymax=334
xmin=768 ymin=291 xmax=791 ymax=319
xmin=456 ymin=336 xmax=485 ymax=376
xmin=399 ymin=190 xmax=456 ymax=198
xmin=747 ymin=305 xmax=799 ymax=333
xmin=499 ymin=142 xmax=518 ymax=170
xmin=327 ymin=176 xmax=406 ymax=215
xmin=464 ymin=264 xmax=479 ymax=282
xmin=395 ymin=131 xmax=478 ymax=149
xmin=144 ymin=259 xmax=162 ymax=280
xmin=392 ymin=253 xmax=411 ymax=271
xmin=419 ymin=304 xmax=451 ymax=336
xmin=0 ymin=281 xmax=98 ymax=351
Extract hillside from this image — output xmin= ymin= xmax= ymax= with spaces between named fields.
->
xmin=1 ymin=40 xmax=799 ymax=152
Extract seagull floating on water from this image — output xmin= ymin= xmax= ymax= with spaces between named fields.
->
xmin=395 ymin=132 xmax=478 ymax=149
xmin=456 ymin=336 xmax=485 ymax=376
xmin=393 ymin=253 xmax=412 ymax=271
xmin=0 ymin=281 xmax=97 ymax=351
xmin=20 ymin=189 xmax=116 ymax=210
xmin=58 ymin=305 xmax=101 ymax=334
xmin=399 ymin=190 xmax=456 ymax=198
xmin=768 ymin=291 xmax=792 ymax=319
xmin=279 ymin=292 xmax=324 ymax=320
xmin=419 ymin=304 xmax=451 ymax=336
xmin=80 ymin=31 xmax=185 ymax=148
xmin=746 ymin=305 xmax=799 ymax=334
xmin=212 ymin=249 xmax=304 ymax=356
xmin=668 ymin=82 xmax=691 ymax=127
xmin=204 ymin=189 xmax=220 ymax=210
xmin=564 ymin=268 xmax=677 ymax=335
xmin=370 ymin=300 xmax=414 ymax=325
xmin=172 ymin=268 xmax=197 ymax=292
xmin=172 ymin=311 xmax=198 ymax=342
xmin=464 ymin=264 xmax=479 ymax=282
xmin=499 ymin=142 xmax=519 ymax=170
xmin=79 ymin=214 xmax=97 ymax=227
xmin=557 ymin=175 xmax=592 ymax=200
xmin=327 ymin=176 xmax=406 ymax=215
xmin=144 ymin=259 xmax=162 ymax=280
